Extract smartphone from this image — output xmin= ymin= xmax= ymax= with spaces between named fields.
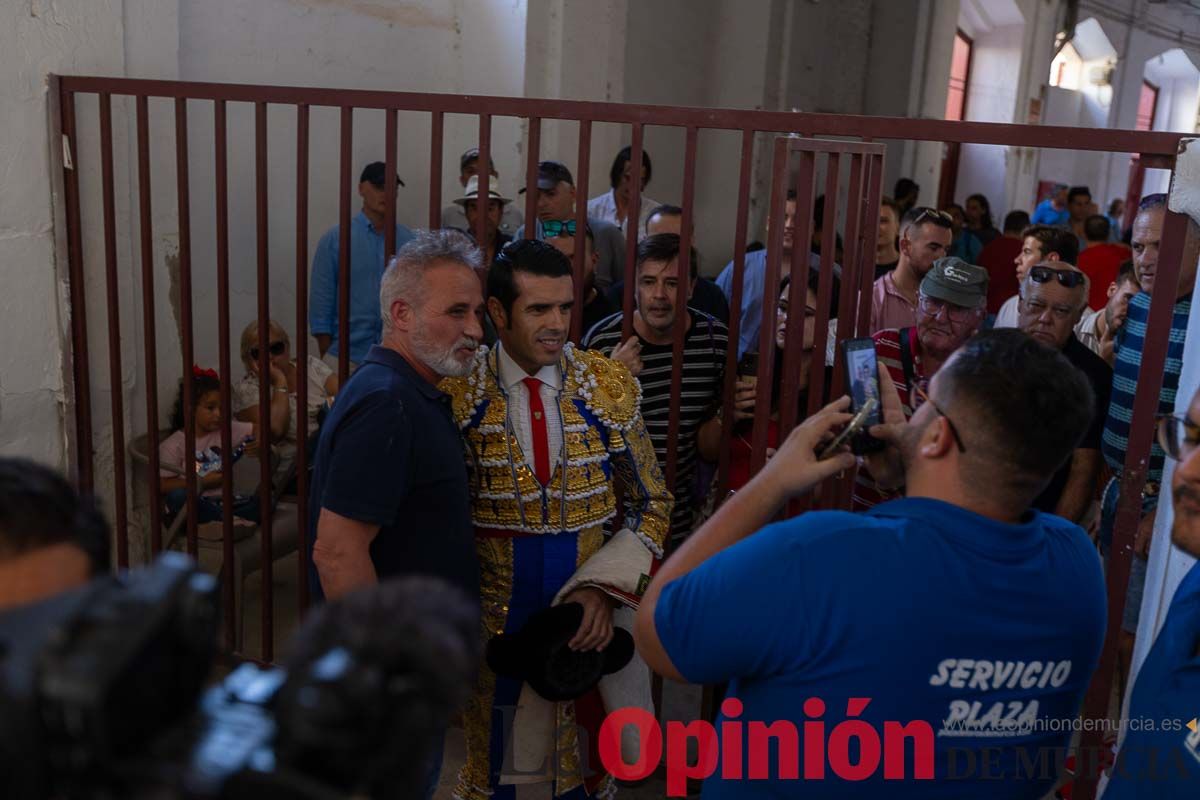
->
xmin=737 ymin=352 xmax=759 ymax=387
xmin=840 ymin=338 xmax=886 ymax=454
xmin=819 ymin=398 xmax=877 ymax=460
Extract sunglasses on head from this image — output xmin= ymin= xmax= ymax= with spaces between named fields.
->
xmin=542 ymin=219 xmax=577 ymax=238
xmin=910 ymin=207 xmax=953 ymax=227
xmin=249 ymin=341 xmax=286 ymax=360
xmin=1029 ymin=266 xmax=1086 ymax=288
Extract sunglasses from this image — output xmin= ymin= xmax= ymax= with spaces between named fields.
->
xmin=910 ymin=207 xmax=954 ymax=228
xmin=1029 ymin=266 xmax=1087 ymax=288
xmin=249 ymin=341 xmax=286 ymax=360
xmin=542 ymin=219 xmax=577 ymax=238
xmin=1157 ymin=413 xmax=1199 ymax=462
xmin=912 ymin=381 xmax=966 ymax=453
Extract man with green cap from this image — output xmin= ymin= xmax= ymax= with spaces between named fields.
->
xmin=1017 ymin=260 xmax=1111 ymax=523
xmin=852 ymin=256 xmax=988 ymax=510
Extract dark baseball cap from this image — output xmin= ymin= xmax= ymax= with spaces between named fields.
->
xmin=359 ymin=161 xmax=405 ymax=188
xmin=921 ymin=257 xmax=988 ymax=308
xmin=460 ymin=147 xmax=498 ymax=172
xmin=518 ymin=160 xmax=575 ymax=194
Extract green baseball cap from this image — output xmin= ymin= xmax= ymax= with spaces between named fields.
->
xmin=921 ymin=257 xmax=988 ymax=308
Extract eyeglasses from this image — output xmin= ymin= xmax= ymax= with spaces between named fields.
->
xmin=249 ymin=341 xmax=286 ymax=360
xmin=1029 ymin=265 xmax=1087 ymax=288
xmin=918 ymin=294 xmax=981 ymax=323
xmin=542 ymin=219 xmax=577 ymax=238
xmin=1157 ymin=414 xmax=1199 ymax=462
xmin=909 ymin=207 xmax=953 ymax=228
xmin=912 ymin=381 xmax=966 ymax=453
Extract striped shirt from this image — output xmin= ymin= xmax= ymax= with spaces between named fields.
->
xmin=583 ymin=309 xmax=728 ymax=542
xmin=1101 ymin=291 xmax=1192 ymax=495
xmin=851 ymin=327 xmax=921 ymax=511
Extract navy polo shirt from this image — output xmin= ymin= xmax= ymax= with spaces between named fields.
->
xmin=307 ymin=345 xmax=478 ymax=603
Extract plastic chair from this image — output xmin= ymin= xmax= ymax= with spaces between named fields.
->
xmin=128 ymin=430 xmax=300 ymax=651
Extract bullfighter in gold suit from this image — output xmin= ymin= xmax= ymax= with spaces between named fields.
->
xmin=442 ymin=239 xmax=671 ymax=799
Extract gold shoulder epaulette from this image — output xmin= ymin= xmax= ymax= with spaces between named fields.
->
xmin=566 ymin=344 xmax=641 ymax=432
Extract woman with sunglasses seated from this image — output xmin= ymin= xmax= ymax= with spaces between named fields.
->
xmin=234 ymin=319 xmax=340 ymax=483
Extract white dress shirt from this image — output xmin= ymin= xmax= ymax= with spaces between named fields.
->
xmin=993 ymin=294 xmax=1020 ymax=329
xmin=587 ymin=188 xmax=660 ymax=241
xmin=496 ymin=343 xmax=565 ymax=473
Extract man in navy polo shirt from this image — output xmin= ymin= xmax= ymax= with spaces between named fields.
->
xmin=308 ymin=229 xmax=485 ymax=798
xmin=634 ymin=330 xmax=1107 ymax=798
xmin=1104 ymin=384 xmax=1200 ymax=798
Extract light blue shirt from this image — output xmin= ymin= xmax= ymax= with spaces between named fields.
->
xmin=309 ymin=211 xmax=415 ymax=363
xmin=715 ymin=248 xmax=830 ymax=358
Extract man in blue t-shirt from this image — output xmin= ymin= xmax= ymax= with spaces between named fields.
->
xmin=1104 ymin=385 xmax=1200 ymax=798
xmin=1033 ymin=184 xmax=1070 ymax=227
xmin=634 ymin=329 xmax=1106 ymax=799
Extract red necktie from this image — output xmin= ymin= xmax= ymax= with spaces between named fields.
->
xmin=522 ymin=376 xmax=551 ymax=486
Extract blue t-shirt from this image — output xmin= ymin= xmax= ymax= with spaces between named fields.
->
xmin=654 ymin=497 xmax=1106 ymax=798
xmin=307 ymin=345 xmax=479 ymax=604
xmin=1032 ymin=199 xmax=1069 ymax=227
xmin=1104 ymin=561 xmax=1200 ymax=797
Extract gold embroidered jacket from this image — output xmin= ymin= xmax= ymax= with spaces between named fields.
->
xmin=442 ymin=342 xmax=672 ymax=561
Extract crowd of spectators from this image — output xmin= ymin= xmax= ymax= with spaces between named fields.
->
xmin=17 ymin=141 xmax=1194 ymax=799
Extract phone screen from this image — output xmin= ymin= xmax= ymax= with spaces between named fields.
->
xmin=844 ymin=339 xmax=882 ymax=424
xmin=841 ymin=338 xmax=886 ymax=454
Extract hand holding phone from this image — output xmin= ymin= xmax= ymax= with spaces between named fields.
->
xmin=818 ymin=398 xmax=877 ymax=460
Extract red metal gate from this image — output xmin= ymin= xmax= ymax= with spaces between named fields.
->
xmin=54 ymin=75 xmax=1192 ymax=800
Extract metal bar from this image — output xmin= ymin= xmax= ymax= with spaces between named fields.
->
xmin=476 ymin=114 xmax=492 ymax=258
xmin=296 ymin=103 xmax=311 ymax=616
xmin=778 ymin=150 xmax=817 ymax=441
xmin=1073 ymin=208 xmax=1195 ymax=800
xmin=620 ymin=125 xmax=644 ymax=342
xmin=59 ymin=89 xmax=95 ymax=492
xmin=749 ymin=138 xmax=791 ymax=475
xmin=384 ymin=108 xmax=398 ymax=258
xmin=664 ymin=127 xmax=698 ymax=497
xmin=1123 ymin=156 xmax=1145 ymax=234
xmin=255 ymin=100 xmax=274 ymax=662
xmin=56 ymin=77 xmax=1187 ymax=156
xmin=855 ymin=155 xmax=884 ymax=336
xmin=524 ymin=116 xmax=541 ymax=241
xmin=831 ymin=153 xmax=867 ymax=401
xmin=174 ymin=97 xmax=198 ymax=557
xmin=337 ymin=106 xmax=352 ymax=388
xmin=828 ymin=153 xmax=868 ymax=511
xmin=98 ymin=93 xmax=129 ymax=568
xmin=572 ymin=120 xmax=593 ymax=343
xmin=214 ymin=99 xmax=236 ymax=648
xmin=429 ymin=111 xmax=444 ymax=229
xmin=806 ymin=153 xmax=841 ymax=420
xmin=859 ymin=156 xmax=884 ymax=336
xmin=135 ymin=95 xmax=163 ymax=554
xmin=715 ymin=130 xmax=755 ymax=499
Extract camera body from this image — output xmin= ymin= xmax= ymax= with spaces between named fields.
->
xmin=0 ymin=552 xmax=470 ymax=800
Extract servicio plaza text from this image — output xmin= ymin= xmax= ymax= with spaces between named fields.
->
xmin=592 ymin=699 xmax=1188 ymax=795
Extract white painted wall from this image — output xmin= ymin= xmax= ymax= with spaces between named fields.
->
xmin=174 ymin=0 xmax=528 ymax=375
xmin=955 ymin=24 xmax=1024 ymax=217
xmin=0 ymin=0 xmax=142 ymax=487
